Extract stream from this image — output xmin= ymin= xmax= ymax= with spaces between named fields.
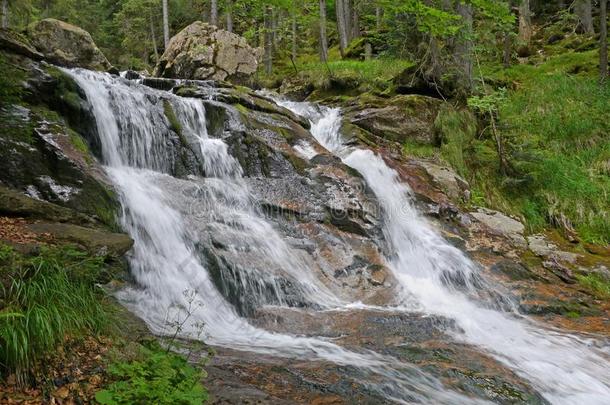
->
xmin=67 ymin=69 xmax=610 ymax=404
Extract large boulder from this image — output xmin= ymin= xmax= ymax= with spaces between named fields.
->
xmin=155 ymin=21 xmax=260 ymax=83
xmin=26 ymin=18 xmax=111 ymax=71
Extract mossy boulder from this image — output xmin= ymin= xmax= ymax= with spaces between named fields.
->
xmin=342 ymin=94 xmax=442 ymax=145
xmin=155 ymin=21 xmax=261 ymax=84
xmin=26 ymin=18 xmax=111 ymax=71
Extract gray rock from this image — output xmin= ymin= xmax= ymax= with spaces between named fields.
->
xmin=155 ymin=21 xmax=261 ymax=84
xmin=420 ymin=161 xmax=470 ymax=202
xmin=471 ymin=208 xmax=527 ymax=248
xmin=26 ymin=18 xmax=111 ymax=70
xmin=527 ymin=234 xmax=580 ymax=264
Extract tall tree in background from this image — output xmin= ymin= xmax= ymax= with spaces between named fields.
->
xmin=336 ymin=0 xmax=349 ymax=55
xmin=518 ymin=0 xmax=532 ymax=43
xmin=601 ymin=0 xmax=608 ymax=82
xmin=1 ymin=0 xmax=8 ymax=29
xmin=210 ymin=0 xmax=218 ymax=26
xmin=319 ymin=0 xmax=328 ymax=61
xmin=375 ymin=2 xmax=382 ymax=31
xmin=264 ymin=5 xmax=273 ymax=74
xmin=226 ymin=0 xmax=233 ymax=32
xmin=292 ymin=0 xmax=298 ymax=61
xmin=162 ymin=0 xmax=169 ymax=47
xmin=455 ymin=1 xmax=473 ymax=94
xmin=575 ymin=0 xmax=594 ymax=34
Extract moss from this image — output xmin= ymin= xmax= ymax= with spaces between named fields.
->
xmin=576 ymin=273 xmax=610 ymax=299
xmin=282 ymin=152 xmax=308 ymax=176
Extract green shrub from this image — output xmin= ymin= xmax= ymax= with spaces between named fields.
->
xmin=0 ymin=245 xmax=110 ymax=384
xmin=95 ymin=342 xmax=208 ymax=405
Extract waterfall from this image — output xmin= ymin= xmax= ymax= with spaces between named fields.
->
xmin=278 ymin=99 xmax=610 ymax=405
xmin=66 ymin=69 xmax=486 ymax=404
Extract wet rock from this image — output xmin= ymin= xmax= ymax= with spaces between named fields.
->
xmin=26 ymin=19 xmax=111 ymax=70
xmin=343 ymin=94 xmax=442 ymax=145
xmin=490 ymin=260 xmax=534 ymax=281
xmin=279 ymin=76 xmax=315 ymax=101
xmin=471 ymin=208 xmax=527 ymax=249
xmin=155 ymin=22 xmax=261 ymax=84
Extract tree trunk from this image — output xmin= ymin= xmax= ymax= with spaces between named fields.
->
xmin=226 ymin=0 xmax=233 ymax=32
xmin=162 ymin=0 xmax=169 ymax=48
xmin=364 ymin=42 xmax=372 ymax=60
xmin=455 ymin=2 xmax=473 ymax=95
xmin=503 ymin=31 xmax=512 ymax=68
xmin=575 ymin=0 xmax=594 ymax=34
xmin=319 ymin=0 xmax=328 ymax=62
xmin=375 ymin=4 xmax=382 ymax=31
xmin=210 ymin=0 xmax=218 ymax=26
xmin=336 ymin=0 xmax=349 ymax=55
xmin=601 ymin=0 xmax=608 ymax=82
xmin=264 ymin=6 xmax=273 ymax=74
xmin=518 ymin=0 xmax=532 ymax=43
xmin=150 ymin=12 xmax=159 ymax=63
xmin=351 ymin=2 xmax=360 ymax=40
xmin=2 ymin=0 xmax=9 ymax=29
xmin=292 ymin=1 xmax=298 ymax=61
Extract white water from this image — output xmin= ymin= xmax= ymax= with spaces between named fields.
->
xmin=278 ymin=99 xmax=610 ymax=404
xmin=66 ymin=69 xmax=487 ymax=404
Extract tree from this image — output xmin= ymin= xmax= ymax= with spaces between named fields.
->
xmin=456 ymin=1 xmax=474 ymax=95
xmin=601 ymin=0 xmax=608 ymax=82
xmin=291 ymin=0 xmax=298 ymax=61
xmin=226 ymin=0 xmax=233 ymax=32
xmin=264 ymin=5 xmax=273 ymax=74
xmin=518 ymin=0 xmax=532 ymax=43
xmin=574 ymin=0 xmax=594 ymax=34
xmin=1 ymin=0 xmax=8 ymax=29
xmin=162 ymin=0 xmax=169 ymax=47
xmin=336 ymin=0 xmax=349 ymax=55
xmin=319 ymin=0 xmax=328 ymax=61
xmin=210 ymin=0 xmax=218 ymax=26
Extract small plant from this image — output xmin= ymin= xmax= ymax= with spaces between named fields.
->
xmin=95 ymin=342 xmax=208 ymax=405
xmin=576 ymin=273 xmax=610 ymax=299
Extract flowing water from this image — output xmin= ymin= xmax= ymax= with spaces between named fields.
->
xmin=65 ymin=68 xmax=610 ymax=404
xmin=277 ymin=100 xmax=610 ymax=404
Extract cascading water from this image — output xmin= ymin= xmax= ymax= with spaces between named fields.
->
xmin=277 ymin=99 xmax=610 ymax=404
xmin=66 ymin=69 xmax=490 ymax=404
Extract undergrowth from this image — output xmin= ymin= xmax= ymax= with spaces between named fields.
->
xmin=0 ymin=244 xmax=111 ymax=384
xmin=95 ymin=341 xmax=208 ymax=405
xmin=431 ymin=38 xmax=609 ymax=244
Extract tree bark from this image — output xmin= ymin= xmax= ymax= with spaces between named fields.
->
xmin=319 ymin=0 xmax=328 ymax=62
xmin=455 ymin=1 xmax=473 ymax=95
xmin=210 ymin=0 xmax=218 ymax=26
xmin=150 ymin=12 xmax=159 ymax=63
xmin=575 ymin=0 xmax=594 ymax=34
xmin=1 ymin=0 xmax=8 ymax=29
xmin=518 ymin=0 xmax=532 ymax=43
xmin=226 ymin=0 xmax=233 ymax=32
xmin=601 ymin=0 xmax=608 ymax=82
xmin=292 ymin=1 xmax=298 ymax=61
xmin=336 ymin=0 xmax=349 ymax=55
xmin=375 ymin=4 xmax=382 ymax=31
xmin=503 ymin=31 xmax=512 ymax=68
xmin=364 ymin=42 xmax=372 ymax=60
xmin=351 ymin=0 xmax=360 ymax=40
xmin=162 ymin=0 xmax=169 ymax=48
xmin=264 ymin=5 xmax=273 ymax=74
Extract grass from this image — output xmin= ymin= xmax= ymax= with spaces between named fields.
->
xmin=576 ymin=273 xmax=610 ymax=299
xmin=0 ymin=244 xmax=111 ymax=384
xmin=430 ymin=38 xmax=610 ymax=244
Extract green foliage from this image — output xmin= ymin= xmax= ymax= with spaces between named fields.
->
xmin=576 ymin=273 xmax=610 ymax=299
xmin=0 ymin=244 xmax=110 ymax=384
xmin=435 ymin=105 xmax=478 ymax=178
xmin=95 ymin=342 xmax=208 ymax=405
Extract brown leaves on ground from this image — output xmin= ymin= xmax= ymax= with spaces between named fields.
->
xmin=0 ymin=216 xmax=53 ymax=246
xmin=0 ymin=336 xmax=113 ymax=405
